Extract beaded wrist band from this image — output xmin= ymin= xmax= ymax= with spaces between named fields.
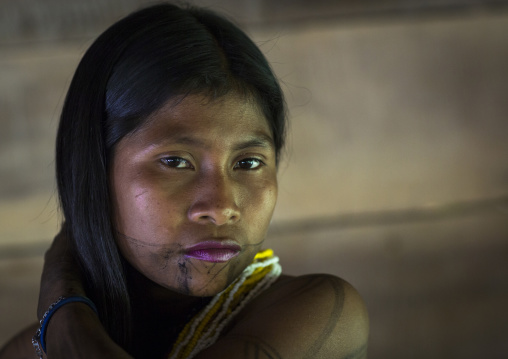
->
xmin=32 ymin=296 xmax=98 ymax=359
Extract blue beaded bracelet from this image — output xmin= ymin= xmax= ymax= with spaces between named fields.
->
xmin=32 ymin=296 xmax=98 ymax=358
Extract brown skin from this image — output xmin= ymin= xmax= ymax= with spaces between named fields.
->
xmin=111 ymin=94 xmax=278 ymax=298
xmin=0 ymin=94 xmax=369 ymax=359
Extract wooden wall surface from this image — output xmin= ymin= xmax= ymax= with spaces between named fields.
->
xmin=1 ymin=1 xmax=507 ymax=357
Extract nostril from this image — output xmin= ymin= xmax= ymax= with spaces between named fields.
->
xmin=188 ymin=198 xmax=241 ymax=225
xmin=199 ymin=215 xmax=214 ymax=223
xmin=190 ymin=210 xmax=240 ymax=226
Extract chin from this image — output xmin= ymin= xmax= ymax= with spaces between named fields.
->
xmin=168 ymin=259 xmax=247 ymax=297
xmin=165 ymin=275 xmax=231 ymax=297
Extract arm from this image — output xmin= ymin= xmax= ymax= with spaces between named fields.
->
xmin=0 ymin=226 xmax=84 ymax=359
xmin=196 ymin=274 xmax=369 ymax=359
xmin=43 ymin=303 xmax=131 ymax=359
xmin=33 ymin=230 xmax=368 ymax=358
xmin=35 ymin=229 xmax=133 ymax=359
xmin=0 ymin=323 xmax=39 ymax=359
xmin=0 ymin=310 xmax=130 ymax=359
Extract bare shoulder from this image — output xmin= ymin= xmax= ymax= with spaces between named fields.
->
xmin=197 ymin=274 xmax=369 ymax=359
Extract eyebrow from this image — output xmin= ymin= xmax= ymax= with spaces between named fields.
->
xmin=150 ymin=133 xmax=275 ymax=151
xmin=232 ymin=134 xmax=275 ymax=152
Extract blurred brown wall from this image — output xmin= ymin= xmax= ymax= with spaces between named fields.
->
xmin=1 ymin=1 xmax=507 ymax=358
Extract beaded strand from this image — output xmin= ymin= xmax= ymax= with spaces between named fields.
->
xmin=168 ymin=249 xmax=281 ymax=359
xmin=188 ymin=259 xmax=281 ymax=358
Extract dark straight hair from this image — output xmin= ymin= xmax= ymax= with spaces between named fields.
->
xmin=56 ymin=2 xmax=286 ymax=349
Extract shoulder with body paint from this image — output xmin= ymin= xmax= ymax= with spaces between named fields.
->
xmin=195 ymin=273 xmax=370 ymax=359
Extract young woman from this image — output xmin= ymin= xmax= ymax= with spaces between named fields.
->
xmin=0 ymin=3 xmax=368 ymax=358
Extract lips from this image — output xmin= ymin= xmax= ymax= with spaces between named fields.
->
xmin=184 ymin=240 xmax=241 ymax=263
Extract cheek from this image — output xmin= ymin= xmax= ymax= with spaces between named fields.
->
xmin=262 ymin=184 xmax=277 ymax=217
xmin=112 ymin=188 xmax=185 ymax=281
xmin=113 ymin=174 xmax=183 ymax=241
xmin=113 ymin=188 xmax=154 ymax=238
xmin=111 ymin=174 xmax=191 ymax=268
xmin=245 ymin=179 xmax=277 ymax=226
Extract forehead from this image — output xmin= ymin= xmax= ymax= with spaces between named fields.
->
xmin=119 ymin=93 xmax=274 ymax=151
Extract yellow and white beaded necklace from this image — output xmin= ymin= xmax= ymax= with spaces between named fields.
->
xmin=168 ymin=249 xmax=282 ymax=359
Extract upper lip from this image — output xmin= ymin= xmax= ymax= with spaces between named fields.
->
xmin=184 ymin=239 xmax=242 ymax=252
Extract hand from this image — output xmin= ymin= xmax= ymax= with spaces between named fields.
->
xmin=37 ymin=224 xmax=85 ymax=320
xmin=37 ymin=226 xmax=133 ymax=358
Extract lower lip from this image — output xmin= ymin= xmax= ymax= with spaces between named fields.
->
xmin=184 ymin=249 xmax=240 ymax=263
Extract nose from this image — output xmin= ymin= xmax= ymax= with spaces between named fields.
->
xmin=188 ymin=170 xmax=241 ymax=226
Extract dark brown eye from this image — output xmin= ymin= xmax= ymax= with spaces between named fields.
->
xmin=161 ymin=157 xmax=193 ymax=169
xmin=235 ymin=158 xmax=263 ymax=170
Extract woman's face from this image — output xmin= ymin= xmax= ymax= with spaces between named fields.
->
xmin=110 ymin=93 xmax=277 ymax=297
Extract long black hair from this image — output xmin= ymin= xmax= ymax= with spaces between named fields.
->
xmin=56 ymin=2 xmax=286 ymax=349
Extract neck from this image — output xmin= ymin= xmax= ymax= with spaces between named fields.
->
xmin=125 ymin=263 xmax=212 ymax=358
xmin=128 ymin=263 xmax=211 ymax=313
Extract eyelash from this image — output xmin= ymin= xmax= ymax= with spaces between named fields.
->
xmin=160 ymin=157 xmax=265 ymax=170
xmin=234 ymin=158 xmax=265 ymax=170
xmin=160 ymin=157 xmax=193 ymax=169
